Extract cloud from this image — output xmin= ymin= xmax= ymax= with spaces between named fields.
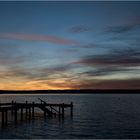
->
xmin=0 ymin=58 xmax=23 ymax=65
xmin=0 ymin=64 xmax=78 ymax=90
xmin=69 ymin=25 xmax=91 ymax=33
xmin=72 ymin=79 xmax=140 ymax=89
xmin=34 ymin=65 xmax=73 ymax=81
xmin=78 ymin=43 xmax=98 ymax=49
xmin=0 ymin=64 xmax=74 ymax=81
xmin=36 ymin=79 xmax=75 ymax=90
xmin=1 ymin=64 xmax=140 ymax=90
xmin=0 ymin=44 xmax=25 ymax=65
xmin=0 ymin=68 xmax=37 ymax=80
xmin=105 ymin=17 xmax=140 ymax=34
xmin=77 ymin=43 xmax=116 ymax=49
xmin=106 ymin=25 xmax=137 ymax=34
xmin=41 ymin=65 xmax=71 ymax=73
xmin=72 ymin=47 xmax=140 ymax=81
xmin=74 ymin=48 xmax=140 ymax=67
xmin=0 ymin=32 xmax=79 ymax=45
xmin=80 ymin=67 xmax=130 ymax=77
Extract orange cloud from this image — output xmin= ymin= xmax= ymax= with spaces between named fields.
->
xmin=0 ymin=32 xmax=79 ymax=45
xmin=0 ymin=65 xmax=139 ymax=90
xmin=0 ymin=79 xmax=74 ymax=90
xmin=0 ymin=78 xmax=140 ymax=90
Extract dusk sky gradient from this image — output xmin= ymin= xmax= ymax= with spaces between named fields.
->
xmin=0 ymin=1 xmax=140 ymax=90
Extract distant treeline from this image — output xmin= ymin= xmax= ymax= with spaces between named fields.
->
xmin=0 ymin=89 xmax=140 ymax=94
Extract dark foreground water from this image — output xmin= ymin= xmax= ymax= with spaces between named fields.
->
xmin=0 ymin=93 xmax=140 ymax=139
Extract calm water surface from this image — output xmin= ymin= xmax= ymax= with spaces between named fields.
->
xmin=0 ymin=93 xmax=140 ymax=139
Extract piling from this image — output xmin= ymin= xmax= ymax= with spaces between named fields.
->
xmin=44 ymin=111 xmax=46 ymax=119
xmin=2 ymin=110 xmax=4 ymax=126
xmin=29 ymin=107 xmax=31 ymax=120
xmin=59 ymin=104 xmax=61 ymax=115
xmin=62 ymin=103 xmax=64 ymax=119
xmin=70 ymin=102 xmax=73 ymax=118
xmin=58 ymin=104 xmax=61 ymax=119
xmin=5 ymin=110 xmax=8 ymax=125
xmin=11 ymin=100 xmax=14 ymax=115
xmin=20 ymin=108 xmax=23 ymax=121
xmin=44 ymin=102 xmax=47 ymax=119
xmin=32 ymin=102 xmax=35 ymax=119
xmin=25 ymin=101 xmax=28 ymax=120
xmin=14 ymin=106 xmax=17 ymax=124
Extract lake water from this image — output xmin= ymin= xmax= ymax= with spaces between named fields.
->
xmin=0 ymin=93 xmax=140 ymax=139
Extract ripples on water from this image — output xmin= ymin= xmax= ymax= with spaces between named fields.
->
xmin=0 ymin=93 xmax=140 ymax=139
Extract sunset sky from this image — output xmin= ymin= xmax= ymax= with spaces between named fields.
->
xmin=0 ymin=1 xmax=140 ymax=90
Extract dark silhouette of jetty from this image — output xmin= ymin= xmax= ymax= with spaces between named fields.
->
xmin=0 ymin=98 xmax=73 ymax=127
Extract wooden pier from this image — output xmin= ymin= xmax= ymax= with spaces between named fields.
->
xmin=0 ymin=99 xmax=73 ymax=127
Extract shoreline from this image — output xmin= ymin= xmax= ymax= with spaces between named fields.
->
xmin=0 ymin=89 xmax=140 ymax=94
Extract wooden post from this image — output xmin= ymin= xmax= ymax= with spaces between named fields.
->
xmin=43 ymin=102 xmax=47 ymax=119
xmin=44 ymin=110 xmax=46 ymax=119
xmin=15 ymin=109 xmax=17 ymax=124
xmin=43 ymin=103 xmax=46 ymax=119
xmin=2 ymin=110 xmax=4 ymax=126
xmin=59 ymin=105 xmax=61 ymax=115
xmin=58 ymin=104 xmax=61 ymax=120
xmin=11 ymin=100 xmax=14 ymax=115
xmin=29 ymin=107 xmax=31 ymax=120
xmin=5 ymin=110 xmax=8 ymax=125
xmin=62 ymin=103 xmax=64 ymax=119
xmin=25 ymin=101 xmax=28 ymax=120
xmin=20 ymin=108 xmax=23 ymax=121
xmin=14 ymin=103 xmax=17 ymax=124
xmin=54 ymin=113 xmax=56 ymax=118
xmin=32 ymin=102 xmax=35 ymax=119
xmin=70 ymin=102 xmax=73 ymax=118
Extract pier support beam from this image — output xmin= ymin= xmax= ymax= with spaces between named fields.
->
xmin=20 ymin=108 xmax=23 ymax=121
xmin=14 ymin=108 xmax=17 ymax=124
xmin=2 ymin=110 xmax=4 ymax=126
xmin=58 ymin=104 xmax=61 ymax=120
xmin=25 ymin=101 xmax=28 ymax=120
xmin=29 ymin=107 xmax=31 ymax=121
xmin=62 ymin=103 xmax=64 ymax=119
xmin=59 ymin=105 xmax=61 ymax=115
xmin=11 ymin=100 xmax=14 ymax=115
xmin=70 ymin=102 xmax=73 ymax=118
xmin=32 ymin=102 xmax=35 ymax=119
xmin=5 ymin=110 xmax=8 ymax=125
xmin=44 ymin=111 xmax=46 ymax=119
